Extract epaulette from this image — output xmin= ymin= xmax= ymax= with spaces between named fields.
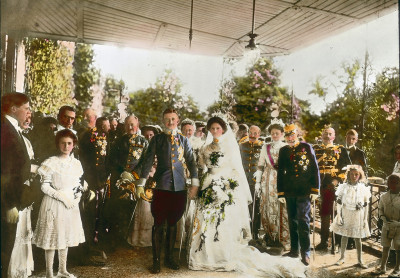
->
xmin=238 ymin=136 xmax=249 ymax=144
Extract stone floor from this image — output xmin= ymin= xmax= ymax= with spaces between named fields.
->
xmin=28 ymin=238 xmax=391 ymax=278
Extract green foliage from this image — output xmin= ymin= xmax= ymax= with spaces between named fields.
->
xmin=309 ymin=76 xmax=328 ymax=100
xmin=208 ymin=57 xmax=309 ymax=131
xmin=102 ymin=76 xmax=126 ymax=116
xmin=306 ymin=55 xmax=399 ymax=177
xmin=73 ymin=43 xmax=100 ymax=119
xmin=127 ymin=69 xmax=204 ymax=126
xmin=24 ymin=38 xmax=74 ymax=115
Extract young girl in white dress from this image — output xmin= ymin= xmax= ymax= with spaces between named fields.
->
xmin=330 ymin=165 xmax=370 ymax=269
xmin=33 ymin=129 xmax=85 ymax=278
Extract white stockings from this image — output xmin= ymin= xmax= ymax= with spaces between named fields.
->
xmin=45 ymin=248 xmax=75 ymax=278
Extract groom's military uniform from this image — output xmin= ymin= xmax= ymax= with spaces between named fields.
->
xmin=139 ymin=129 xmax=198 ymax=272
xmin=240 ymin=139 xmax=263 ymax=239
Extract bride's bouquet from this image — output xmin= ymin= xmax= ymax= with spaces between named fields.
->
xmin=196 ymin=177 xmax=238 ymax=251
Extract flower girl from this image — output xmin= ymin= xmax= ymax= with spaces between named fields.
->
xmin=33 ymin=129 xmax=85 ymax=278
xmin=330 ymin=165 xmax=370 ymax=269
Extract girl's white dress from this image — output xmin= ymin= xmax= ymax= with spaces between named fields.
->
xmin=188 ymin=127 xmax=307 ymax=277
xmin=33 ymin=156 xmax=85 ymax=250
xmin=331 ymin=182 xmax=371 ymax=238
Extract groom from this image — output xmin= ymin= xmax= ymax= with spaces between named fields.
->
xmin=277 ymin=123 xmax=320 ymax=266
xmin=137 ymin=108 xmax=199 ymax=274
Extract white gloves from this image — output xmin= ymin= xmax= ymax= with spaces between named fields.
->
xmin=136 ymin=186 xmax=145 ymax=200
xmin=54 ymin=191 xmax=75 ymax=209
xmin=278 ymin=197 xmax=286 ymax=204
xmin=310 ymin=194 xmax=318 ymax=202
xmin=254 ymin=170 xmax=263 ymax=183
xmin=191 ymin=178 xmax=200 ymax=187
xmin=137 ymin=178 xmax=146 ymax=187
xmin=6 ymin=207 xmax=19 ymax=224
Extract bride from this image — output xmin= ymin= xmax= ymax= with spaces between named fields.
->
xmin=187 ymin=115 xmax=307 ymax=277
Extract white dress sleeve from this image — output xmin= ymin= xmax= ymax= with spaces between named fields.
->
xmin=335 ymin=183 xmax=346 ymax=199
xmin=258 ymin=144 xmax=267 ymax=168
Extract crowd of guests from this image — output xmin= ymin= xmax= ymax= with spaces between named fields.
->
xmin=1 ymin=92 xmax=399 ymax=277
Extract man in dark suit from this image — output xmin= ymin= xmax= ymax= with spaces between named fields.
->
xmin=345 ymin=129 xmax=368 ymax=177
xmin=1 ymin=92 xmax=32 ymax=276
xmin=137 ymin=108 xmax=199 ymax=274
xmin=277 ymin=123 xmax=320 ymax=266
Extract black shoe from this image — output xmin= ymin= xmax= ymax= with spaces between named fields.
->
xmin=164 ymin=224 xmax=180 ymax=270
xmin=150 ymin=260 xmax=161 ymax=274
xmin=315 ymin=243 xmax=328 ymax=251
xmin=301 ymin=255 xmax=310 ymax=266
xmin=151 ymin=225 xmax=163 ymax=274
xmin=282 ymin=251 xmax=299 ymax=258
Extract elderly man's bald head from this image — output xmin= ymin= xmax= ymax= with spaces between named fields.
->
xmin=83 ymin=108 xmax=97 ymax=128
xmin=124 ymin=115 xmax=139 ymax=135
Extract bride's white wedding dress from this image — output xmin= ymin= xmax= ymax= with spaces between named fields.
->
xmin=188 ymin=125 xmax=307 ymax=277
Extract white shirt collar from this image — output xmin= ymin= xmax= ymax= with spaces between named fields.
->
xmin=5 ymin=115 xmax=22 ymax=133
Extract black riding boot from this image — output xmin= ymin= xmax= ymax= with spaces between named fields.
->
xmin=151 ymin=225 xmax=163 ymax=274
xmin=165 ymin=224 xmax=180 ymax=270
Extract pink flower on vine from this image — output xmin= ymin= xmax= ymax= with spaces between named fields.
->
xmin=255 ymin=107 xmax=259 ymax=111
xmin=255 ymin=84 xmax=260 ymax=88
xmin=254 ymin=70 xmax=264 ymax=80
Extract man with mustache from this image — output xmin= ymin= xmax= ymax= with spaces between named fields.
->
xmin=277 ymin=123 xmax=320 ymax=266
xmin=240 ymin=125 xmax=263 ymax=239
xmin=313 ymin=125 xmax=350 ymax=252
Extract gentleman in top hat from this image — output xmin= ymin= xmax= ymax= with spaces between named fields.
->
xmin=277 ymin=123 xmax=320 ymax=266
xmin=1 ymin=92 xmax=32 ymax=276
xmin=137 ymin=108 xmax=199 ymax=274
xmin=313 ymin=125 xmax=350 ymax=251
xmin=239 ymin=125 xmax=263 ymax=239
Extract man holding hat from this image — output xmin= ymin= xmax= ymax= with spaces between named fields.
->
xmin=277 ymin=123 xmax=320 ymax=266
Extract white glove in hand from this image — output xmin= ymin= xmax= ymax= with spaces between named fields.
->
xmin=310 ymin=194 xmax=318 ymax=202
xmin=278 ymin=197 xmax=286 ymax=204
xmin=136 ymin=186 xmax=145 ymax=200
xmin=6 ymin=207 xmax=19 ymax=224
xmin=56 ymin=192 xmax=75 ymax=209
xmin=253 ymin=170 xmax=263 ymax=183
xmin=255 ymin=182 xmax=261 ymax=197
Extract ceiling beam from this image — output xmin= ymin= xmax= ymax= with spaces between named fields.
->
xmin=293 ymin=5 xmax=357 ymax=21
